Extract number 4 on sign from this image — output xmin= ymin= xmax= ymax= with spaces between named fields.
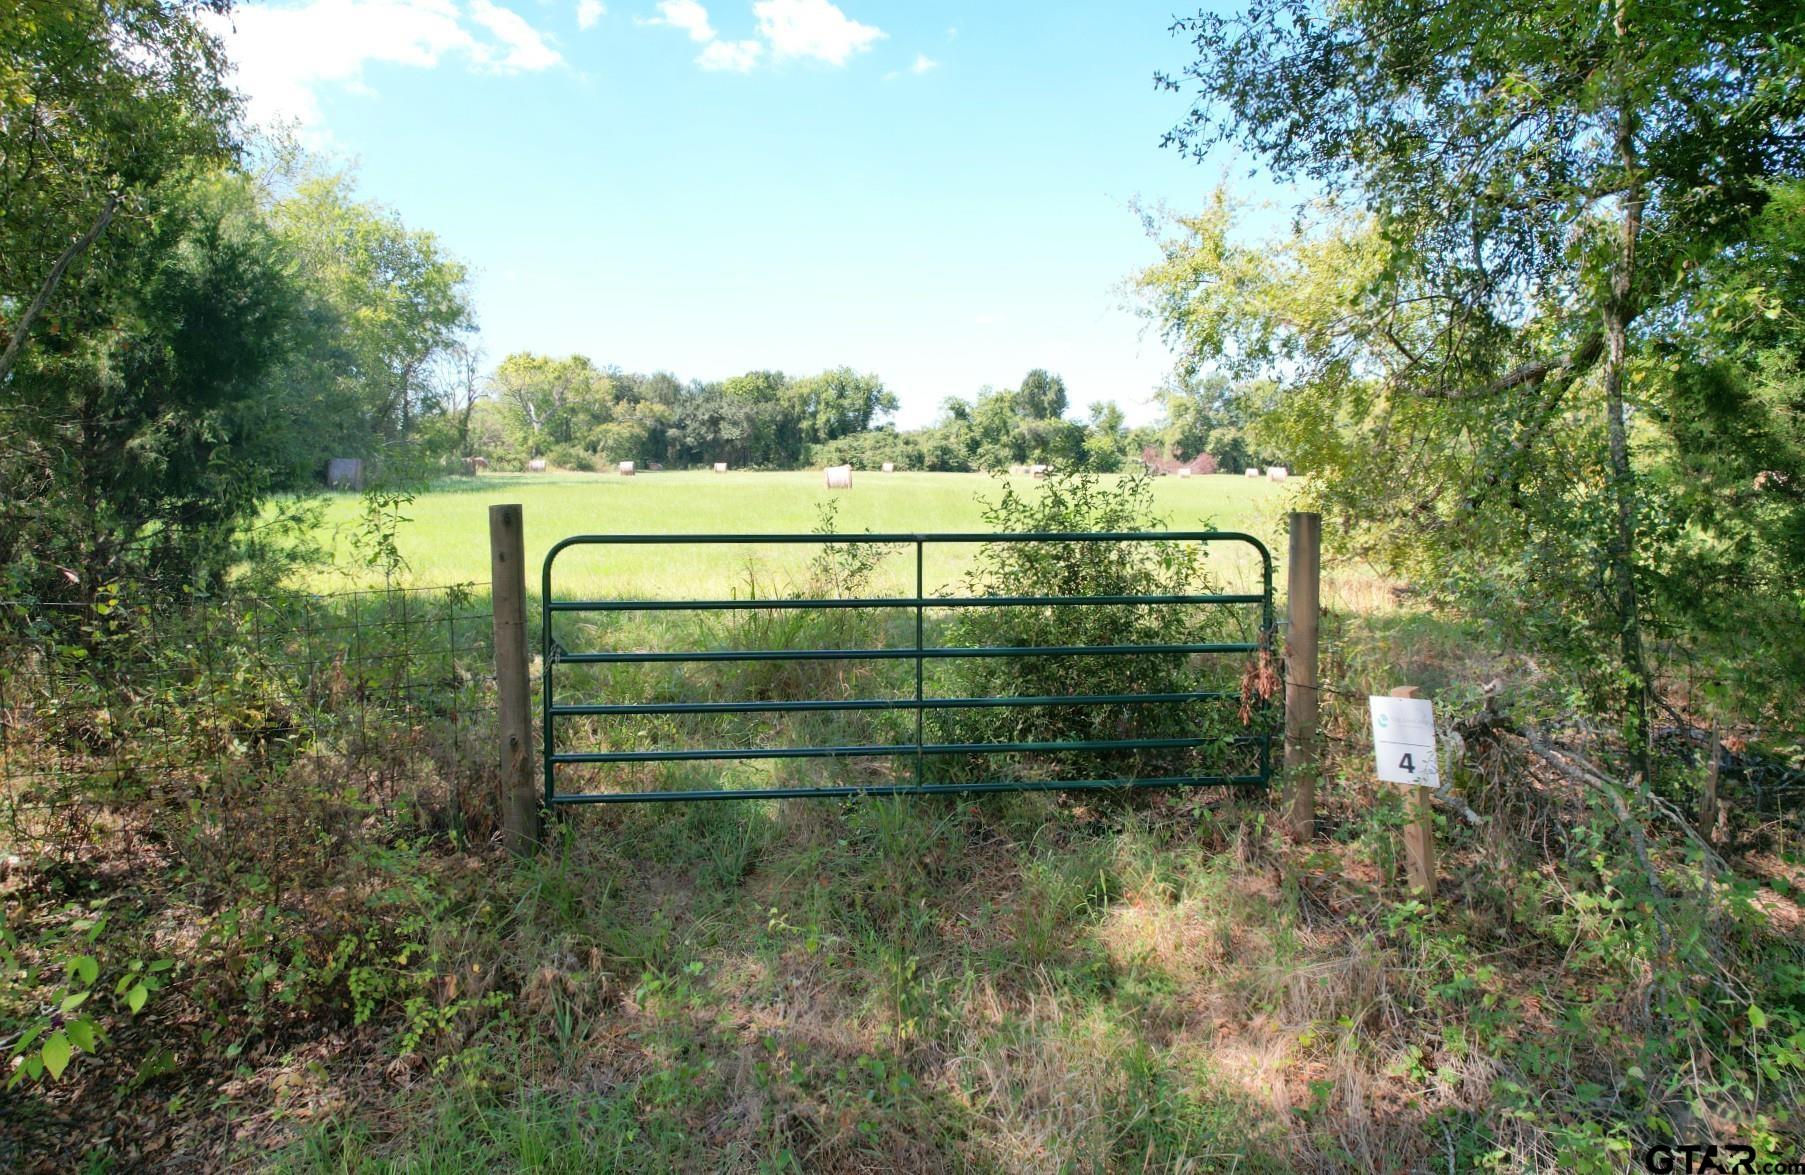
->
xmin=1369 ymin=694 xmax=1439 ymax=787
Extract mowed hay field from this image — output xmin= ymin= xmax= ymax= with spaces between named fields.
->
xmin=302 ymin=470 xmax=1295 ymax=598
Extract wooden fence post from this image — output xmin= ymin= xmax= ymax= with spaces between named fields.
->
xmin=1389 ymin=685 xmax=1436 ymax=896
xmin=1283 ymin=511 xmax=1321 ymax=842
xmin=1697 ymin=721 xmax=1722 ymax=844
xmin=491 ymin=503 xmax=540 ymax=855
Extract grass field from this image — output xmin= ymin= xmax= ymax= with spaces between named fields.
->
xmin=300 ymin=470 xmax=1293 ymax=599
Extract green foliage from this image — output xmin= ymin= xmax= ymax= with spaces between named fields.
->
xmin=935 ymin=469 xmax=1265 ymax=784
xmin=0 ymin=0 xmax=237 ymax=381
xmin=475 ymin=360 xmax=899 ymax=471
xmin=266 ymin=164 xmax=473 ymax=452
xmin=1150 ymin=0 xmax=1805 ymax=746
xmin=2 ymin=168 xmax=319 ymax=601
xmin=2 ymin=904 xmax=172 ymax=1089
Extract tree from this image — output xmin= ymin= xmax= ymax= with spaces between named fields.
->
xmin=0 ymin=169 xmax=314 ymax=600
xmin=1084 ymin=401 xmax=1128 ymax=472
xmin=1158 ymin=0 xmax=1805 ymax=756
xmin=488 ymin=352 xmax=613 ymax=458
xmin=1016 ymin=369 xmax=1069 ymax=420
xmin=1 ymin=1 xmax=238 ymax=385
xmin=438 ymin=335 xmax=486 ymax=458
xmin=270 ymin=171 xmax=471 ymax=444
xmin=789 ymin=367 xmax=898 ymax=444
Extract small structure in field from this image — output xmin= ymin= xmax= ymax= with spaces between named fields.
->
xmin=713 ymin=462 xmax=728 ymax=473
xmin=326 ymin=457 xmax=365 ymax=491
xmin=1244 ymin=467 xmax=1262 ymax=478
xmin=1175 ymin=466 xmax=1192 ymax=479
xmin=526 ymin=458 xmax=547 ymax=473
xmin=1267 ymin=466 xmax=1289 ymax=482
xmin=618 ymin=461 xmax=635 ymax=476
xmin=880 ymin=462 xmax=895 ymax=473
xmin=824 ymin=464 xmax=853 ymax=489
xmin=1028 ymin=464 xmax=1051 ymax=478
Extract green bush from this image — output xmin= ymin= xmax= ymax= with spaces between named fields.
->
xmin=929 ymin=470 xmax=1270 ymax=786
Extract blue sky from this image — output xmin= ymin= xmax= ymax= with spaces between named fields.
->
xmin=212 ymin=1 xmax=1258 ymax=427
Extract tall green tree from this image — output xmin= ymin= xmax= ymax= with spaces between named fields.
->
xmin=1016 ymin=368 xmax=1069 ymax=420
xmin=1 ymin=0 xmax=237 ymax=384
xmin=1 ymin=169 xmax=314 ymax=600
xmin=269 ymin=172 xmax=470 ymax=446
xmin=1158 ymin=0 xmax=1805 ymax=750
xmin=788 ymin=367 xmax=898 ymax=444
xmin=488 ymin=352 xmax=613 ymax=458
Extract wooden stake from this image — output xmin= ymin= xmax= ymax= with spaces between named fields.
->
xmin=1283 ymin=512 xmax=1322 ymax=842
xmin=1390 ymin=686 xmax=1436 ymax=897
xmin=491 ymin=504 xmax=540 ymax=855
xmin=1697 ymin=721 xmax=1721 ymax=845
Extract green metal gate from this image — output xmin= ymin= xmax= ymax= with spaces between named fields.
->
xmin=541 ymin=531 xmax=1275 ymax=805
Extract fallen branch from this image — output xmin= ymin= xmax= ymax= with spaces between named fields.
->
xmin=1524 ymin=729 xmax=1731 ymax=879
xmin=1524 ymin=730 xmax=1669 ymax=903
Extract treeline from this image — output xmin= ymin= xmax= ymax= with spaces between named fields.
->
xmin=2 ymin=3 xmax=481 ymax=602
xmin=471 ymin=357 xmax=1280 ymax=475
xmin=467 ymin=358 xmax=895 ymax=471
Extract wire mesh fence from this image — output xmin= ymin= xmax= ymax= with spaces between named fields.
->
xmin=0 ymin=584 xmax=499 ymax=862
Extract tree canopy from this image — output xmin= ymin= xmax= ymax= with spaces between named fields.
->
xmin=1150 ymin=0 xmax=1805 ymax=729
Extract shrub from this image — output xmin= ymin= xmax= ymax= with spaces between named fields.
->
xmin=929 ymin=471 xmax=1271 ymax=786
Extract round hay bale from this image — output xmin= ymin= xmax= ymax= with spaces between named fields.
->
xmin=713 ymin=462 xmax=728 ymax=473
xmin=1244 ymin=467 xmax=1262 ymax=478
xmin=824 ymin=464 xmax=853 ymax=490
xmin=880 ymin=462 xmax=895 ymax=473
xmin=526 ymin=458 xmax=547 ymax=473
xmin=1266 ymin=465 xmax=1289 ymax=481
xmin=618 ymin=460 xmax=635 ymax=476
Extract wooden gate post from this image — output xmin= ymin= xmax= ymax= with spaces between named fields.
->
xmin=490 ymin=503 xmax=540 ymax=855
xmin=1283 ymin=511 xmax=1321 ymax=842
xmin=1390 ymin=685 xmax=1437 ymax=896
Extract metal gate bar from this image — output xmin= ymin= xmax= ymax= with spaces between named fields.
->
xmin=542 ymin=531 xmax=1274 ymax=804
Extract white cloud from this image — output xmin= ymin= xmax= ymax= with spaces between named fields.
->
xmin=207 ymin=0 xmax=562 ymax=129
xmin=909 ymin=53 xmax=936 ymax=74
xmin=639 ymin=0 xmax=882 ymax=73
xmin=697 ymin=38 xmax=762 ymax=71
xmin=469 ymin=0 xmax=563 ymax=70
xmin=752 ymin=0 xmax=883 ymax=65
xmin=576 ymin=0 xmax=605 ymax=30
xmin=641 ymin=0 xmax=715 ymax=42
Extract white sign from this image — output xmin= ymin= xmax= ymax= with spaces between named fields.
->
xmin=1370 ymin=695 xmax=1440 ymax=787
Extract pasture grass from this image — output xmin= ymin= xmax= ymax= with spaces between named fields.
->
xmin=296 ymin=471 xmax=1291 ymax=599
